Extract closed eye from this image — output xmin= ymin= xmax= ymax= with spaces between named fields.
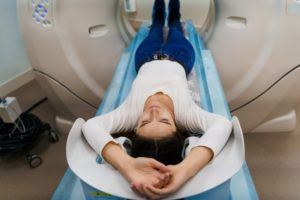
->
xmin=139 ymin=119 xmax=171 ymax=128
xmin=139 ymin=120 xmax=150 ymax=128
xmin=160 ymin=119 xmax=171 ymax=125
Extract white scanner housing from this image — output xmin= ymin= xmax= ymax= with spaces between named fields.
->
xmin=17 ymin=0 xmax=300 ymax=133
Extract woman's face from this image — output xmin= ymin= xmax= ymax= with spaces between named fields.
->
xmin=136 ymin=95 xmax=176 ymax=139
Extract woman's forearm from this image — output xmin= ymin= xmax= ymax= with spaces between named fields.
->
xmin=102 ymin=142 xmax=134 ymax=173
xmin=180 ymin=146 xmax=213 ymax=178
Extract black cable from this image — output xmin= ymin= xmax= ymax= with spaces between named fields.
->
xmin=0 ymin=113 xmax=50 ymax=154
xmin=24 ymin=97 xmax=48 ymax=113
xmin=231 ymin=64 xmax=300 ymax=112
xmin=33 ymin=69 xmax=98 ymax=109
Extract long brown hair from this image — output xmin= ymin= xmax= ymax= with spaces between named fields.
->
xmin=112 ymin=129 xmax=191 ymax=165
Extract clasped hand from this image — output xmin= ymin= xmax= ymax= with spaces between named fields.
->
xmin=124 ymin=157 xmax=190 ymax=200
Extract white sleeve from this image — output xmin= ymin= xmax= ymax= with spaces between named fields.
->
xmin=184 ymin=103 xmax=232 ymax=158
xmin=82 ymin=100 xmax=136 ymax=160
xmin=99 ymin=136 xmax=132 ymax=164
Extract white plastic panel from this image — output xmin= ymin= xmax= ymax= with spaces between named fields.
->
xmin=251 ymin=109 xmax=297 ymax=133
xmin=66 ymin=116 xmax=245 ymax=199
xmin=232 ymin=67 xmax=300 ymax=132
xmin=207 ymin=0 xmax=300 ymax=132
xmin=34 ymin=71 xmax=96 ymax=121
xmin=18 ymin=0 xmax=125 ymax=109
xmin=208 ymin=0 xmax=300 ymax=105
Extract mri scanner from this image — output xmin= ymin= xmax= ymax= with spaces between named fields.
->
xmin=17 ymin=0 xmax=300 ymax=134
xmin=16 ymin=0 xmax=300 ymax=199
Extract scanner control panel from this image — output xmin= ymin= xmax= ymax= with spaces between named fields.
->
xmin=30 ymin=0 xmax=52 ymax=28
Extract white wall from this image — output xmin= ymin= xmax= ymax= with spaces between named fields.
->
xmin=0 ymin=0 xmax=33 ymax=95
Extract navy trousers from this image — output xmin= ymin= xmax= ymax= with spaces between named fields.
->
xmin=135 ymin=20 xmax=195 ymax=75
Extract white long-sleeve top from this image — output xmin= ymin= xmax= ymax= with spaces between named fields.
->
xmin=82 ymin=60 xmax=232 ymax=160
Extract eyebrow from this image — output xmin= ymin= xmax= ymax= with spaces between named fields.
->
xmin=139 ymin=121 xmax=148 ymax=128
xmin=160 ymin=119 xmax=171 ymax=125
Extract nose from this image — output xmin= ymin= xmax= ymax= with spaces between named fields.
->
xmin=149 ymin=107 xmax=160 ymax=120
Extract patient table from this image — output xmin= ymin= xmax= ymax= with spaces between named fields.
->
xmin=52 ymin=21 xmax=259 ymax=200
